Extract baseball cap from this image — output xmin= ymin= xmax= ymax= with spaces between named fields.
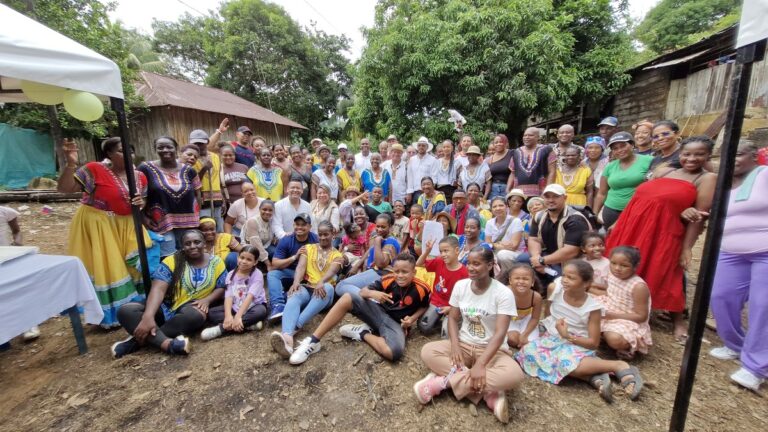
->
xmin=189 ymin=129 xmax=209 ymax=144
xmin=598 ymin=116 xmax=619 ymax=127
xmin=608 ymin=131 xmax=635 ymax=147
xmin=337 ymin=143 xmax=348 ymax=150
xmin=466 ymin=145 xmax=482 ymax=155
xmin=294 ymin=213 xmax=312 ymax=224
xmin=542 ymin=184 xmax=566 ymax=196
xmin=237 ymin=126 xmax=252 ymax=134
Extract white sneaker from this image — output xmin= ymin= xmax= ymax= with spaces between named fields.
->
xmin=730 ymin=367 xmax=764 ymax=392
xmin=270 ymin=331 xmax=294 ymax=359
xmin=710 ymin=346 xmax=739 ymax=360
xmin=289 ymin=337 xmax=321 ymax=365
xmin=200 ymin=326 xmax=223 ymax=341
xmin=22 ymin=326 xmax=41 ymax=341
xmin=339 ymin=323 xmax=372 ymax=342
xmin=247 ymin=321 xmax=264 ymax=332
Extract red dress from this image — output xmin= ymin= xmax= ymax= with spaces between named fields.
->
xmin=606 ymin=178 xmax=696 ymax=312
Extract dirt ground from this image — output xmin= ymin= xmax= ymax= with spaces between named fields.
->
xmin=0 ymin=201 xmax=765 ymax=432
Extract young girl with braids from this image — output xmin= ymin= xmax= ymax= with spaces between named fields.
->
xmin=112 ymin=230 xmax=227 ymax=358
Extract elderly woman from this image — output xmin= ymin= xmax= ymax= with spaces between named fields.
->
xmin=506 ymin=189 xmax=530 ymax=232
xmin=310 ymin=184 xmax=340 ymax=235
xmin=584 ymin=136 xmax=608 ymax=193
xmin=417 ymin=177 xmax=447 ymax=220
xmin=311 ymin=155 xmax=340 ymax=202
xmin=242 ymin=200 xmax=278 ymax=269
xmin=709 ymin=140 xmax=768 ymax=392
xmin=526 ymin=197 xmax=545 ymax=221
xmin=593 ymin=132 xmax=653 ymax=230
xmin=57 ymin=138 xmax=150 ymax=328
xmin=485 ymin=197 xmax=525 ymax=281
xmin=361 ymin=153 xmax=392 ymax=202
xmin=224 ymin=182 xmax=260 ymax=237
xmin=555 ymin=147 xmax=594 ymax=208
xmin=113 ymin=230 xmax=226 ymax=358
xmin=200 ymin=218 xmax=242 ymax=271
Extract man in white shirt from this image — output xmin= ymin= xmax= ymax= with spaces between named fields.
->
xmin=354 ymin=138 xmax=372 ymax=171
xmin=406 ymin=136 xmax=437 ymax=205
xmin=271 ymin=180 xmax=312 ymax=239
xmin=382 ymin=143 xmax=407 ymax=204
xmin=336 ymin=143 xmax=349 ymax=170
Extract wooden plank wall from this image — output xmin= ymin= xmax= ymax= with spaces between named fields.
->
xmin=612 ymin=68 xmax=671 ymax=129
xmin=127 ymin=106 xmax=294 ymax=162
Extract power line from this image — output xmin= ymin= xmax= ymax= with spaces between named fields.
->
xmin=175 ymin=0 xmax=206 ymax=17
xmin=301 ymin=0 xmax=342 ymax=34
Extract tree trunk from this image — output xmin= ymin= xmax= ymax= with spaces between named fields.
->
xmin=48 ymin=105 xmax=67 ymax=173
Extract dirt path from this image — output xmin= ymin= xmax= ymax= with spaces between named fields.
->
xmin=0 ymin=202 xmax=765 ymax=431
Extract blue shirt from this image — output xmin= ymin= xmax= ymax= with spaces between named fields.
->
xmin=233 ymin=143 xmax=255 ymax=168
xmin=274 ymin=232 xmax=319 ymax=270
xmin=365 ymin=236 xmax=401 ymax=270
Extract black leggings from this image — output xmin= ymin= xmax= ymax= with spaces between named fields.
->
xmin=601 ymin=206 xmax=622 ymax=230
xmin=207 ymin=304 xmax=267 ymax=330
xmin=117 ymin=301 xmax=206 ymax=348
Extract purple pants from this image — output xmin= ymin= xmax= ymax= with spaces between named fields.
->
xmin=711 ymin=251 xmax=768 ymax=378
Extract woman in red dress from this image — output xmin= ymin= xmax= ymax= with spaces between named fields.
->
xmin=606 ymin=136 xmax=716 ymax=341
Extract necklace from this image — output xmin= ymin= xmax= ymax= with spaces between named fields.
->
xmin=316 ymin=246 xmax=332 ymax=271
xmin=560 ymin=165 xmax=578 ymax=187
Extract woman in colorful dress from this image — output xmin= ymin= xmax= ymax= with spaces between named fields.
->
xmin=112 ymin=230 xmax=227 ymax=358
xmin=606 ymin=136 xmax=716 ymax=341
xmin=247 ymin=148 xmax=286 ymax=202
xmin=138 ymin=136 xmax=201 ymax=258
xmin=416 ymin=177 xmax=447 ymax=220
xmin=360 ymin=153 xmax=392 ymax=202
xmin=288 ymin=145 xmax=313 ymax=202
xmin=507 ymin=127 xmax=550 ymax=197
xmin=311 ymin=155 xmax=340 ymax=202
xmin=337 ymin=153 xmax=362 ymax=202
xmin=466 ymin=182 xmax=493 ymax=223
xmin=200 ymin=218 xmax=242 ymax=271
xmin=555 ymin=147 xmax=594 ymax=207
xmin=57 ymin=138 xmax=150 ymax=328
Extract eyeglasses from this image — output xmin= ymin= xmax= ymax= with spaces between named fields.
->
xmin=652 ymin=131 xmax=675 ymax=141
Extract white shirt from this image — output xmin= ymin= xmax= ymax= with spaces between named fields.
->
xmin=0 ymin=206 xmax=20 ymax=246
xmin=484 ymin=215 xmax=524 ymax=249
xmin=406 ymin=153 xmax=438 ymax=194
xmin=226 ymin=198 xmax=260 ymax=231
xmin=354 ymin=152 xmax=372 ymax=171
xmin=450 ymin=279 xmax=517 ymax=346
xmin=433 ymin=158 xmax=459 ymax=186
xmin=271 ymin=197 xmax=312 ymax=239
xmin=458 ymin=163 xmax=490 ymax=190
xmin=382 ymin=159 xmax=407 ymax=203
xmin=542 ymin=278 xmax=604 ymax=338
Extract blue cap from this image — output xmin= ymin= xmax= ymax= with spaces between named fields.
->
xmin=598 ymin=116 xmax=619 ymax=127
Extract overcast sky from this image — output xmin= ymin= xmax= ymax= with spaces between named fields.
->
xmin=110 ymin=0 xmax=660 ymax=61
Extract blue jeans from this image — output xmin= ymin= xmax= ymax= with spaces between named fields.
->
xmin=489 ymin=182 xmax=507 ymax=201
xmin=225 ymin=251 xmax=239 ymax=271
xmin=282 ymin=284 xmax=335 ymax=335
xmin=200 ymin=204 xmax=224 ymax=233
xmin=266 ymin=244 xmax=276 ymax=261
xmin=266 ymin=268 xmax=296 ymax=309
xmin=335 ymin=269 xmax=381 ymax=297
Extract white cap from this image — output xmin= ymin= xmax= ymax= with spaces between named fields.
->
xmin=337 ymin=143 xmax=348 ymax=150
xmin=542 ymin=184 xmax=566 ymax=196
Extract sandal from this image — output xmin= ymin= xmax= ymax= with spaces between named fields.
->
xmin=589 ymin=372 xmax=613 ymax=403
xmin=617 ymin=350 xmax=636 ymax=361
xmin=616 ymin=366 xmax=644 ymax=401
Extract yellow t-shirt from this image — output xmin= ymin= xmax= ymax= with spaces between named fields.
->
xmin=193 ymin=152 xmax=222 ymax=201
xmin=337 ymin=168 xmax=362 ymax=191
xmin=246 ymin=166 xmax=284 ymax=201
xmin=160 ymin=254 xmax=227 ymax=311
xmin=213 ymin=233 xmax=237 ymax=262
xmin=556 ymin=166 xmax=592 ymax=206
xmin=303 ymin=244 xmax=343 ymax=285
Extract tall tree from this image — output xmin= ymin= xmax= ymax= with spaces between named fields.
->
xmin=153 ymin=0 xmax=352 ymax=136
xmin=350 ymin=0 xmax=632 ymax=144
xmin=635 ymin=0 xmax=740 ymax=54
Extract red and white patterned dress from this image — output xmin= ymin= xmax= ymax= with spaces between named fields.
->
xmin=599 ymin=273 xmax=653 ymax=354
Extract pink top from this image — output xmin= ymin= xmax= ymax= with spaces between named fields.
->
xmin=722 ymin=167 xmax=768 ymax=254
xmin=342 ymin=235 xmax=367 ymax=257
xmin=585 ymin=256 xmax=610 ymax=287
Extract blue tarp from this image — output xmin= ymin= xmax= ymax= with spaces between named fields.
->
xmin=0 ymin=123 xmax=56 ymax=189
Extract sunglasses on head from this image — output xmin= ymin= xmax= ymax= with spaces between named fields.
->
xmin=652 ymin=131 xmax=675 ymax=141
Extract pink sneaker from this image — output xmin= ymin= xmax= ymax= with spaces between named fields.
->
xmin=413 ymin=373 xmax=445 ymax=404
xmin=484 ymin=390 xmax=509 ymax=424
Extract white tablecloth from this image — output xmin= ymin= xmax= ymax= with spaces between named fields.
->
xmin=0 ymin=254 xmax=104 ymax=344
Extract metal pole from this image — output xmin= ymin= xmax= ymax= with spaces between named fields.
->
xmin=669 ymin=41 xmax=763 ymax=432
xmin=110 ymin=97 xmax=152 ymax=290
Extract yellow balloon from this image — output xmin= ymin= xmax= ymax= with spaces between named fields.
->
xmin=20 ymin=80 xmax=65 ymax=105
xmin=63 ymin=90 xmax=104 ymax=122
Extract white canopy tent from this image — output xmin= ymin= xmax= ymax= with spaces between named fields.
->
xmin=0 ymin=3 xmax=149 ymax=288
xmin=0 ymin=3 xmax=123 ymax=102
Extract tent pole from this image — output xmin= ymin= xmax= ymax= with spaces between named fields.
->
xmin=110 ymin=97 xmax=152 ymax=290
xmin=668 ymin=40 xmax=763 ymax=432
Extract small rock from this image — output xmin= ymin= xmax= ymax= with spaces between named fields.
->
xmin=468 ymin=404 xmax=478 ymax=417
xmin=176 ymin=370 xmax=193 ymax=380
xmin=331 ymin=418 xmax=337 ymax=427
xmin=163 ymin=381 xmax=171 ymax=388
xmin=332 ymin=336 xmax=342 ymax=344
xmin=239 ymin=405 xmax=255 ymax=420
xmin=67 ymin=394 xmax=89 ymax=408
xmin=213 ymin=362 xmax=222 ymax=369
xmin=298 ymin=420 xmax=310 ymax=430
xmin=258 ymin=397 xmax=265 ymax=402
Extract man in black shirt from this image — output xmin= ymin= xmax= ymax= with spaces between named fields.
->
xmin=524 ymin=184 xmax=590 ymax=285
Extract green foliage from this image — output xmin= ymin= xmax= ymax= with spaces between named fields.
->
xmin=0 ymin=0 xmax=144 ymax=138
xmin=635 ymin=0 xmax=740 ymax=54
xmin=350 ymin=0 xmax=632 ymax=143
xmin=152 ymin=0 xmax=352 ymax=137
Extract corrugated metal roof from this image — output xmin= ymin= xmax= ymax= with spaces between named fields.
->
xmin=135 ymin=72 xmax=307 ymax=130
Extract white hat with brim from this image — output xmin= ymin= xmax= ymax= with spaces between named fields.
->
xmin=417 ymin=136 xmax=434 ymax=153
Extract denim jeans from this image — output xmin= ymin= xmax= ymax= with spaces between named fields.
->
xmin=335 ymin=269 xmax=381 ymax=297
xmin=489 ymin=182 xmax=507 ymax=201
xmin=282 ymin=283 xmax=335 ymax=335
xmin=225 ymin=251 xmax=239 ymax=271
xmin=200 ymin=204 xmax=224 ymax=233
xmin=266 ymin=268 xmax=296 ymax=309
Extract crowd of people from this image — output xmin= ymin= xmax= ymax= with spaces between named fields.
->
xmin=3 ymin=114 xmax=762 ymax=421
